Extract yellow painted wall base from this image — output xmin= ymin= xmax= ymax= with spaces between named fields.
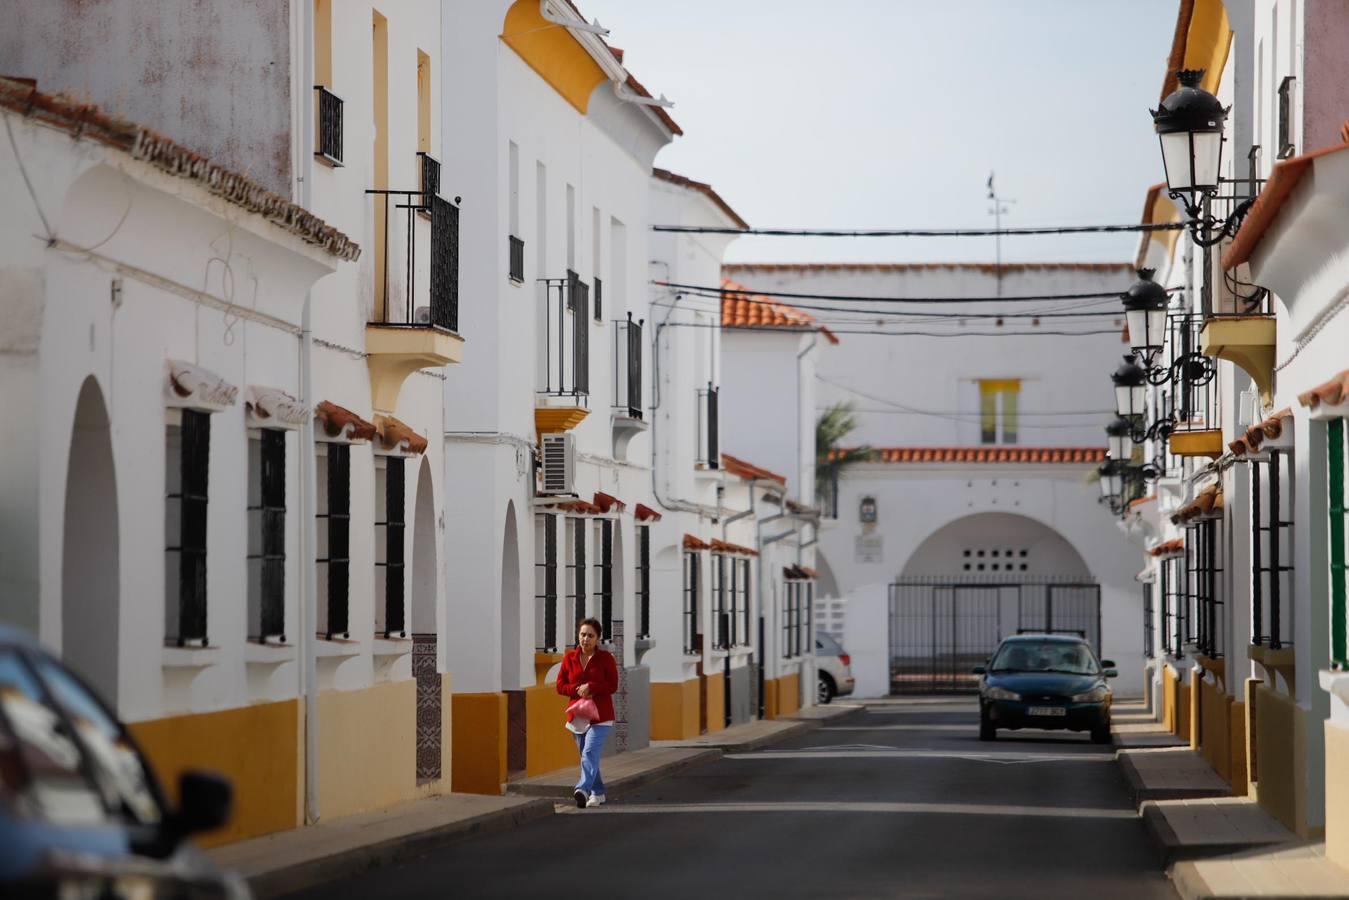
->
xmin=650 ymin=678 xmax=699 ymax=739
xmin=1189 ymin=674 xmax=1202 ymax=750
xmin=1255 ymin=685 xmax=1303 ymax=834
xmin=1230 ymin=700 xmax=1249 ymax=796
xmin=763 ymin=677 xmax=781 ymax=720
xmin=318 ymin=680 xmax=419 ymax=820
xmin=1176 ymin=676 xmax=1192 ymax=741
xmin=451 ymin=692 xmax=507 ymax=795
xmin=778 ymin=673 xmax=801 ymax=717
xmin=1163 ymin=665 xmax=1178 ymax=733
xmin=1326 ymin=721 xmax=1349 ymax=867
xmin=524 ymin=682 xmax=575 ymax=777
xmin=1199 ymin=679 xmax=1232 ymax=782
xmin=703 ymin=672 xmax=725 ymax=733
xmin=130 ymin=698 xmax=300 ymax=847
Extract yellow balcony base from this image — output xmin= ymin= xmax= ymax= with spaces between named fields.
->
xmin=366 ymin=324 xmax=464 ymax=413
xmin=534 ymin=405 xmax=588 ymax=434
xmin=1169 ymin=429 xmax=1224 ymax=458
xmin=1201 ymin=316 xmax=1276 ymax=406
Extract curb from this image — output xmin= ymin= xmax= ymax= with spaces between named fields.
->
xmin=1117 ymin=750 xmax=1230 ymax=806
xmin=247 ymin=797 xmax=555 ymax=899
xmin=1139 ymin=802 xmax=1288 ymax=867
xmin=505 ymin=747 xmax=722 ymax=800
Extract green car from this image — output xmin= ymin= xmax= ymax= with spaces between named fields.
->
xmin=973 ymin=634 xmax=1117 ymax=744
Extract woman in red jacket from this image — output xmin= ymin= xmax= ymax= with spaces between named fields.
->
xmin=556 ymin=617 xmax=618 ymax=808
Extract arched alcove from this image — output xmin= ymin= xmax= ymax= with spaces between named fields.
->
xmin=500 ymin=502 xmax=522 ymax=687
xmin=411 ymin=457 xmax=441 ymax=783
xmin=411 ymin=458 xmax=438 ymax=634
xmin=900 ymin=512 xmax=1092 ymax=580
xmin=62 ymin=376 xmax=120 ymax=707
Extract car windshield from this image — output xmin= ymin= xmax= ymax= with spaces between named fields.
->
xmin=990 ymin=641 xmax=1098 ymax=675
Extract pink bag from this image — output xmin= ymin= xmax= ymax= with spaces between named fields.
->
xmin=566 ymin=697 xmax=600 ymax=724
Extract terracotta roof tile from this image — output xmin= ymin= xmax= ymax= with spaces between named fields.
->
xmin=723 ymin=262 xmax=1134 ymax=275
xmin=1298 ymin=368 xmax=1349 ymax=411
xmin=592 ymin=492 xmax=626 ymax=514
xmin=556 ymin=500 xmax=602 ymax=515
xmin=652 ymin=167 xmax=746 ymax=229
xmin=1232 ymin=408 xmax=1293 ymax=455
xmin=783 ymin=564 xmax=816 ymax=580
xmin=1149 ymin=537 xmax=1186 ymax=557
xmin=1172 ymin=483 xmax=1222 ymax=525
xmin=720 ymin=278 xmax=839 ymax=344
xmin=375 ymin=415 xmax=428 ymax=455
xmin=709 ymin=539 xmax=758 ymax=557
xmin=316 ymin=401 xmax=377 ymax=443
xmin=1223 ymin=142 xmax=1349 ymax=269
xmin=634 ymin=503 xmax=662 ymax=523
xmin=683 ymin=534 xmax=710 ymax=551
xmin=0 ymin=78 xmax=359 ymax=261
xmin=861 ymin=447 xmax=1107 ymax=465
xmin=721 ymin=453 xmax=787 ymax=486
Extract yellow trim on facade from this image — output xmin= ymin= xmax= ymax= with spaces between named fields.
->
xmin=1326 ymin=721 xmax=1349 ymax=866
xmin=1199 ymin=678 xmax=1233 ymax=782
xmin=778 ymin=673 xmax=801 ymax=717
xmin=1163 ymin=665 xmax=1178 ymax=733
xmin=318 ymin=680 xmax=421 ymax=820
xmin=524 ymin=682 xmax=576 ymax=776
xmin=1254 ymin=685 xmax=1319 ymax=837
xmin=1201 ymin=317 xmax=1276 ymax=405
xmin=129 ymin=698 xmax=301 ymax=848
xmin=366 ymin=325 xmax=464 ymax=414
xmin=650 ymin=678 xmax=700 ymax=739
xmin=703 ymin=672 xmax=725 ymax=734
xmin=534 ymin=406 xmax=589 ymax=434
xmin=1230 ymin=700 xmax=1249 ymax=796
xmin=500 ymin=0 xmax=607 ymax=114
xmin=1184 ymin=0 xmax=1233 ymax=95
xmin=451 ymin=692 xmax=508 ymax=795
xmin=1169 ymin=429 xmax=1225 ymax=458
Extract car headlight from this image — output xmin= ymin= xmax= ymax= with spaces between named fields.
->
xmin=985 ymin=686 xmax=1020 ymax=701
xmin=1071 ymin=687 xmax=1108 ymax=703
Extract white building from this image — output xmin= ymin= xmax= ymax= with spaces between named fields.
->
xmin=722 ymin=262 xmax=1146 ymax=699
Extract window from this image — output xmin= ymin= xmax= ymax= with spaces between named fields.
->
xmin=166 ymin=409 xmax=210 ymax=647
xmin=735 ymin=558 xmax=751 ymax=647
xmin=1161 ymin=555 xmax=1184 ymax=655
xmin=682 ymin=551 xmax=698 ymax=653
xmin=416 ymin=50 xmax=432 ymax=154
xmin=636 ymin=526 xmax=651 ymax=639
xmin=978 ymin=379 xmax=1020 ymax=445
xmin=1252 ymin=450 xmax=1294 ymax=649
xmin=1143 ymin=582 xmax=1155 ymax=658
xmin=783 ymin=580 xmax=800 ymax=659
xmin=593 ymin=519 xmax=613 ymax=639
xmin=247 ymin=430 xmax=287 ymax=643
xmin=375 ymin=457 xmax=406 ymax=638
xmin=535 ymin=514 xmax=558 ymax=651
xmin=697 ymin=385 xmax=720 ymax=468
xmin=713 ymin=554 xmax=728 ymax=649
xmin=313 ymin=0 xmax=342 ymax=165
xmin=566 ymin=517 xmax=586 ymax=642
xmin=1277 ymin=77 xmax=1295 ymax=159
xmin=1328 ymin=420 xmax=1347 ymax=668
xmin=316 ymin=443 xmax=351 ymax=640
xmin=508 ymin=142 xmax=523 ymax=282
xmin=803 ymin=581 xmax=814 ymax=656
xmin=1186 ymin=518 xmax=1223 ymax=658
xmin=566 ymin=183 xmax=576 ymax=270
xmin=592 ymin=206 xmax=602 ymax=321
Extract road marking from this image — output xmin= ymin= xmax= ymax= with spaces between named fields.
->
xmin=822 ymin=724 xmax=975 ymax=732
xmin=555 ymin=800 xmax=1137 ymax=819
xmin=727 ymin=749 xmax=1114 ymax=764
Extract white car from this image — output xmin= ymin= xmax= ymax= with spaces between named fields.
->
xmin=816 ymin=631 xmax=855 ymax=704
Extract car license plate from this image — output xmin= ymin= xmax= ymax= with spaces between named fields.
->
xmin=1028 ymin=706 xmax=1066 ymax=717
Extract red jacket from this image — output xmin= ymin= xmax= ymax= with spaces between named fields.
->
xmin=556 ymin=648 xmax=619 ymax=724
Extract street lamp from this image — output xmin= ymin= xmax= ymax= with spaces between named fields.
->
xmin=1151 ymin=69 xmax=1253 ymax=246
xmin=1121 ymin=269 xmax=1170 ymax=364
xmin=1098 ymin=459 xmax=1124 ymax=503
xmin=1106 ymin=417 xmax=1134 ymax=461
xmin=1111 ymin=355 xmax=1147 ymax=419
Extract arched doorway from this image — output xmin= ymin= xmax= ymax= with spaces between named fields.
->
xmin=411 ymin=458 xmax=440 ymax=783
xmin=62 ymin=377 xmax=120 ymax=707
xmin=891 ymin=513 xmax=1097 ymax=693
xmin=500 ymin=502 xmax=526 ymax=776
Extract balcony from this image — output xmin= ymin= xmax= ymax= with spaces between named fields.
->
xmin=695 ymin=383 xmax=720 ymax=470
xmin=364 ymin=163 xmax=463 ymax=413
xmin=611 ymin=313 xmax=646 ymax=459
xmin=314 ymin=86 xmax=343 ymax=166
xmin=1164 ymin=314 xmax=1223 ymax=459
xmin=536 ymin=270 xmax=590 ymax=435
xmin=1201 ymin=277 xmax=1275 ymax=406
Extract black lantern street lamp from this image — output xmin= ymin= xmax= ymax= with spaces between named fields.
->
xmin=1151 ymin=69 xmax=1253 ymax=246
xmin=1106 ymin=417 xmax=1134 ymax=461
xmin=1121 ymin=269 xmax=1170 ymax=363
xmin=1098 ymin=459 xmax=1124 ymax=504
xmin=1111 ymin=355 xmax=1147 ymax=419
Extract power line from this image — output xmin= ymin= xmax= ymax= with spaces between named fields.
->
xmin=651 ymin=222 xmax=1186 ymax=237
xmin=661 ymin=290 xmax=1124 ymax=320
xmin=655 ymin=280 xmax=1169 ymax=304
xmin=658 ymin=321 xmax=1122 ymax=337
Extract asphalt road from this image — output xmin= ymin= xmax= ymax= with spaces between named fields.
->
xmin=284 ymin=698 xmax=1175 ymax=899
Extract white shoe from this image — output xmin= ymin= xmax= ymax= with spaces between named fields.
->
xmin=593 ymin=793 xmax=606 ymax=805
xmin=585 ymin=793 xmax=602 ymax=808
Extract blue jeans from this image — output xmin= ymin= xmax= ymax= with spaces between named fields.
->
xmin=573 ymin=724 xmax=611 ymax=796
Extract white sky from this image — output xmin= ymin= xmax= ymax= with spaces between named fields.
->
xmin=578 ymin=0 xmax=1180 ymax=265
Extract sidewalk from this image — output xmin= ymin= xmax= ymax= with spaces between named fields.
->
xmin=209 ymin=703 xmax=861 ymax=897
xmin=1110 ymin=702 xmax=1349 ymax=897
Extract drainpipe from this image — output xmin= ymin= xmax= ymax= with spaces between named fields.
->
xmin=795 ymin=335 xmax=817 ymax=506
xmin=299 ymin=0 xmax=320 ymax=825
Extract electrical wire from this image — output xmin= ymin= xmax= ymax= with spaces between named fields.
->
xmin=652 ymin=222 xmax=1187 ymax=237
xmin=659 ymin=290 xmax=1124 ymax=320
xmin=655 ymin=280 xmax=1171 ymax=305
xmin=656 ymin=320 xmax=1121 ymax=337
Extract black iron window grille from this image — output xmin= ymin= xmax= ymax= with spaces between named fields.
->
xmin=612 ymin=313 xmax=643 ymax=419
xmin=636 ymin=526 xmax=651 ymax=640
xmin=682 ymin=551 xmax=699 ymax=654
xmin=783 ymin=579 xmax=800 ymax=658
xmin=509 ymin=235 xmax=525 ymax=283
xmin=735 ymin=558 xmax=751 ymax=647
xmin=539 ymin=275 xmax=590 ymax=400
xmin=713 ymin=554 xmax=729 ymax=649
xmin=1252 ymin=449 xmax=1295 ymax=649
xmin=1277 ymin=76 xmax=1296 ymax=159
xmin=1161 ymin=555 xmax=1183 ymax=656
xmin=1143 ymin=582 xmax=1155 ymax=659
xmin=316 ymin=443 xmax=351 ymax=640
xmin=166 ymin=410 xmax=211 ymax=647
xmin=567 ymin=517 xmax=586 ymax=642
xmin=417 ymin=152 xmax=441 ymax=213
xmin=376 ymin=458 xmax=406 ymax=638
xmin=1186 ymin=517 xmax=1224 ymax=657
xmin=366 ymin=188 xmax=459 ymax=332
xmin=535 ymin=514 xmax=558 ymax=651
xmin=593 ymin=277 xmax=603 ymax=322
xmin=314 ymin=86 xmax=343 ymax=165
xmin=696 ymin=384 xmax=720 ymax=469
xmin=247 ymin=430 xmax=287 ymax=644
xmin=1165 ymin=314 xmax=1220 ymax=435
xmin=594 ymin=520 xmax=613 ymax=639
xmin=804 ymin=582 xmax=814 ymax=656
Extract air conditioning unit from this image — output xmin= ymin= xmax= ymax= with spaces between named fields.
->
xmin=540 ymin=432 xmax=576 ymax=494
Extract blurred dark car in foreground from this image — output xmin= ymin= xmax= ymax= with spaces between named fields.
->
xmin=973 ymin=634 xmax=1117 ymax=744
xmin=0 ymin=625 xmax=248 ymax=898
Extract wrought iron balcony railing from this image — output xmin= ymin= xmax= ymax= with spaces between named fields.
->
xmin=314 ymin=86 xmax=343 ymax=166
xmin=612 ymin=313 xmax=643 ymax=419
xmin=417 ymin=152 xmax=440 ymax=213
xmin=508 ymin=235 xmax=524 ymax=283
xmin=539 ymin=270 xmax=590 ymax=399
xmin=1162 ymin=313 xmax=1218 ymax=434
xmin=366 ymin=169 xmax=459 ymax=332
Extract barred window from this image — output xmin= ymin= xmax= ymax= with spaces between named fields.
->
xmin=713 ymin=553 xmax=728 ymax=649
xmin=316 ymin=443 xmax=351 ymax=640
xmin=535 ymin=514 xmax=558 ymax=652
xmin=636 ymin=526 xmax=651 ymax=640
xmin=1252 ymin=450 xmax=1294 ymax=649
xmin=247 ymin=430 xmax=287 ymax=643
xmin=375 ymin=457 xmax=406 ymax=638
xmin=566 ymin=517 xmax=586 ymax=643
xmin=166 ymin=410 xmax=210 ymax=647
xmin=593 ymin=520 xmax=613 ymax=639
xmin=1329 ymin=420 xmax=1348 ymax=668
xmin=682 ymin=551 xmax=698 ymax=654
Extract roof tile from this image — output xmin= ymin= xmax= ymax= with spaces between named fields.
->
xmin=720 ymin=278 xmax=839 ymax=344
xmin=846 ymin=447 xmax=1107 ymax=465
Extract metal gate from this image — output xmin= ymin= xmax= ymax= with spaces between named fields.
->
xmin=888 ymin=576 xmax=1101 ymax=694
